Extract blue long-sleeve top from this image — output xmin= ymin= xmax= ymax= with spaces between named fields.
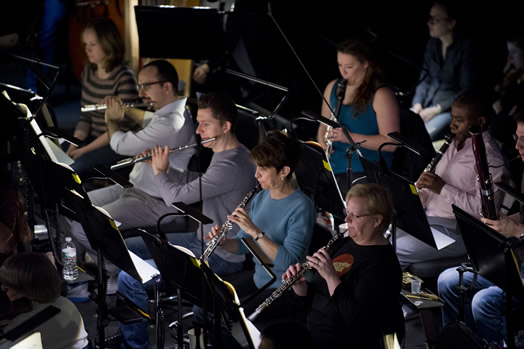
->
xmin=412 ymin=35 xmax=475 ymax=112
xmin=235 ymin=188 xmax=315 ymax=289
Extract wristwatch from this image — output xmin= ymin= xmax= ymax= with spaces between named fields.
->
xmin=255 ymin=231 xmax=265 ymax=241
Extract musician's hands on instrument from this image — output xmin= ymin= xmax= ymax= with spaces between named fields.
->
xmin=415 ymin=172 xmax=445 ymax=194
xmin=227 ymin=207 xmax=260 ymax=238
xmin=326 ymin=127 xmax=349 ymax=144
xmin=284 ymin=263 xmax=308 ymax=297
xmin=207 ymin=224 xmax=226 ymax=244
xmin=150 ymin=145 xmax=170 ymax=175
xmin=481 ymin=214 xmax=524 ymax=239
xmin=104 ymin=96 xmax=125 ymax=123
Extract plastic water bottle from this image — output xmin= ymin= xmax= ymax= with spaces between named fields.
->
xmin=63 ymin=237 xmax=78 ymax=281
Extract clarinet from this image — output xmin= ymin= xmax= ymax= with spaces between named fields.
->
xmin=199 ymin=184 xmax=261 ymax=263
xmin=424 ymin=133 xmax=455 ymax=173
xmin=248 ymin=231 xmax=344 ymax=322
xmin=469 ymin=125 xmax=498 ymax=220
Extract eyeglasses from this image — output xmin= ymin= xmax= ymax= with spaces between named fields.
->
xmin=428 ymin=16 xmax=449 ymax=24
xmin=343 ymin=210 xmax=373 ymax=220
xmin=136 ymin=81 xmax=166 ymax=91
xmin=513 ymin=134 xmax=524 ymax=144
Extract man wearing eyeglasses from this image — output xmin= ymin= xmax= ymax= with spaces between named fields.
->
xmin=68 ymin=60 xmax=196 ymax=293
xmin=438 ymin=109 xmax=524 ymax=345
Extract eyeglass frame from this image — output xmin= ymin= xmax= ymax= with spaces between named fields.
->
xmin=343 ymin=209 xmax=374 ymax=220
xmin=513 ymin=134 xmax=524 ymax=144
xmin=136 ymin=80 xmax=166 ymax=91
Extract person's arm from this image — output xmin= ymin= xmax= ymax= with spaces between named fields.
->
xmin=481 ymin=213 xmax=524 ymax=239
xmin=411 ymin=40 xmax=433 ymax=109
xmin=327 ymin=87 xmax=400 ymax=152
xmin=152 ymin=152 xmax=241 ymax=207
xmin=316 ymin=80 xmax=337 ymax=150
xmin=109 ymin=107 xmax=184 ymax=156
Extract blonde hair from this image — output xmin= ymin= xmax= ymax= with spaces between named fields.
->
xmin=346 ymin=183 xmax=392 ymax=233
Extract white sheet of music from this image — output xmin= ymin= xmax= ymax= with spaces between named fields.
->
xmin=431 ymin=227 xmax=456 ymax=250
xmin=46 ymin=138 xmax=74 ymax=166
xmin=128 ymin=251 xmax=160 ymax=284
xmin=9 ymin=332 xmax=43 ymax=349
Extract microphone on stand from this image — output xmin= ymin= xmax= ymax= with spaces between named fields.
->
xmin=333 ymin=79 xmax=347 ymax=121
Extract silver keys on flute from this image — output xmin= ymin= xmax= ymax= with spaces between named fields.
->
xmin=81 ymin=102 xmax=154 ymax=112
xmin=110 ymin=138 xmax=216 ymax=170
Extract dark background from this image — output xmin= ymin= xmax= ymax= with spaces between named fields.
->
xmin=0 ymin=0 xmax=523 ymax=140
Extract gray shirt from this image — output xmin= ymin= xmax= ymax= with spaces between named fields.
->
xmin=153 ymin=144 xmax=257 ymax=263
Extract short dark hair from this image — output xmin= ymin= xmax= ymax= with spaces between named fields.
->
xmin=83 ymin=17 xmax=125 ymax=72
xmin=513 ymin=109 xmax=524 ymax=125
xmin=249 ymin=131 xmax=301 ymax=180
xmin=143 ymin=60 xmax=179 ymax=96
xmin=452 ymin=91 xmax=491 ymax=124
xmin=197 ymin=92 xmax=239 ymax=132
xmin=0 ymin=253 xmax=61 ymax=303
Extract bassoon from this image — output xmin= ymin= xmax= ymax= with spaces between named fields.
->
xmin=469 ymin=124 xmax=498 ymax=220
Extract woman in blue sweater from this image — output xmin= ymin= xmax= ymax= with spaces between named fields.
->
xmin=208 ymin=131 xmax=315 ymax=325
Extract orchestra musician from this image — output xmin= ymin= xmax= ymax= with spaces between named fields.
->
xmin=395 ymin=92 xmax=507 ymax=269
xmin=196 ymin=131 xmax=315 ymax=339
xmin=282 ymin=183 xmax=403 ymax=349
xmin=65 ymin=17 xmax=141 ymax=177
xmin=316 ymin=37 xmax=400 ymax=195
xmin=438 ymin=109 xmax=524 ymax=345
xmin=114 ymin=92 xmax=257 ymax=349
xmin=69 ymin=60 xmax=195 ymax=292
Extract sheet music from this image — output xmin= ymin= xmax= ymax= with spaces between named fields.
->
xmin=128 ymin=251 xmax=160 ymax=284
xmin=9 ymin=332 xmax=43 ymax=349
xmin=45 ymin=138 xmax=74 ymax=166
xmin=431 ymin=227 xmax=455 ymax=250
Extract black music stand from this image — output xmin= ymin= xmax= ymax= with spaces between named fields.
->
xmin=141 ymin=230 xmax=257 ymax=349
xmin=61 ymin=188 xmax=154 ymax=349
xmin=295 ymin=141 xmax=346 ymax=224
xmin=453 ymin=204 xmax=524 ymax=349
xmin=361 ymin=156 xmax=439 ymax=252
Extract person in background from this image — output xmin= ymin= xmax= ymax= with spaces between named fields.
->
xmin=411 ymin=1 xmax=476 ymax=141
xmin=0 ymin=253 xmax=89 ymax=349
xmin=65 ymin=17 xmax=140 ymax=177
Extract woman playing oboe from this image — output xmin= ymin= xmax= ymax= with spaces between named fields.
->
xmin=282 ymin=184 xmax=403 ymax=349
xmin=206 ymin=131 xmax=315 ymax=322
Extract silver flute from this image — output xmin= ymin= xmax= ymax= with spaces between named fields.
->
xmin=110 ymin=138 xmax=216 ymax=171
xmin=199 ymin=183 xmax=261 ymax=263
xmin=248 ymin=231 xmax=344 ymax=322
xmin=81 ymin=102 xmax=154 ymax=112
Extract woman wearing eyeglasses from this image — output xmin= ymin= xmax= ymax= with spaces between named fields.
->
xmin=65 ymin=17 xmax=141 ymax=177
xmin=282 ymin=183 xmax=403 ymax=349
xmin=411 ymin=1 xmax=476 ymax=141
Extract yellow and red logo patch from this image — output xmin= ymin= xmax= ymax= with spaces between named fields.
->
xmin=332 ymin=254 xmax=354 ymax=276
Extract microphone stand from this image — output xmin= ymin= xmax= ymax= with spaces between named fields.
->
xmin=266 ymin=3 xmax=363 ymax=190
xmin=225 ymin=68 xmax=288 ymax=142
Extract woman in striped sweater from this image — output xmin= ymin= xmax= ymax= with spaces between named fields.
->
xmin=66 ymin=17 xmax=140 ymax=177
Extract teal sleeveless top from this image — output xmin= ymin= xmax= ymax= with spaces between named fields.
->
xmin=329 ymin=85 xmax=394 ymax=174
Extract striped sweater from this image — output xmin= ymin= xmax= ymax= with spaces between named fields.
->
xmin=78 ymin=64 xmax=141 ymax=137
